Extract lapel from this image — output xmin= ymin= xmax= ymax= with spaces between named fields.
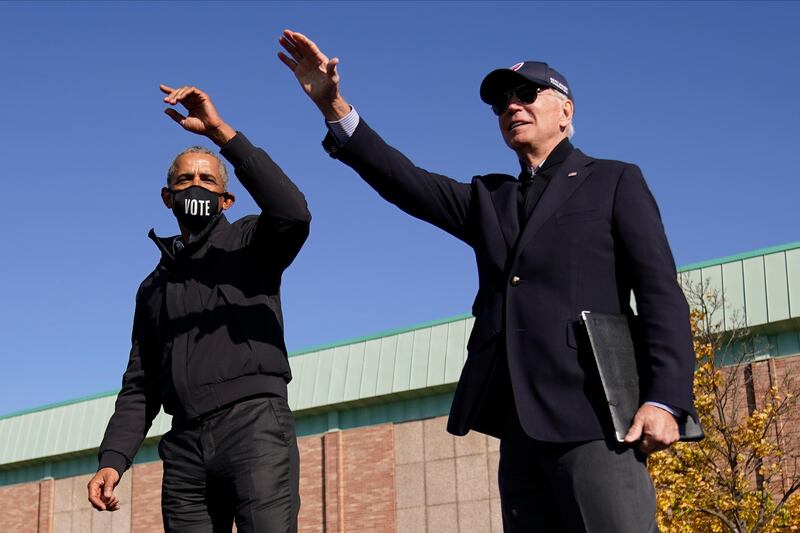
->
xmin=489 ymin=180 xmax=521 ymax=252
xmin=512 ymin=149 xmax=594 ymax=257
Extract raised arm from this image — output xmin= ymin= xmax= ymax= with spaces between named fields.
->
xmin=161 ymin=83 xmax=311 ymax=268
xmin=278 ymin=30 xmax=351 ymax=122
xmin=220 ymin=132 xmax=311 ymax=271
xmin=278 ymin=30 xmax=473 ymax=244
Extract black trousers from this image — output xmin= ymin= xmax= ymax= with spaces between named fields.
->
xmin=498 ymin=405 xmax=659 ymax=533
xmin=158 ymin=396 xmax=300 ymax=533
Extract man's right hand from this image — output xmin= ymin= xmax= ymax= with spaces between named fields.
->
xmin=87 ymin=467 xmax=121 ymax=511
xmin=159 ymin=85 xmax=236 ymax=147
xmin=278 ymin=29 xmax=351 ymax=121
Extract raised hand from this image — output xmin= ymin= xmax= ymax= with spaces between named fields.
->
xmin=160 ymin=85 xmax=236 ymax=147
xmin=278 ymin=30 xmax=351 ymax=121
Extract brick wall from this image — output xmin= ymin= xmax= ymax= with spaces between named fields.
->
xmin=0 ymin=478 xmax=51 ymax=533
xmin=298 ymin=424 xmax=398 ymax=533
xmin=332 ymin=424 xmax=395 ymax=533
xmin=298 ymin=435 xmax=324 ymax=533
xmin=763 ymin=357 xmax=800 ymax=491
xmin=130 ymin=461 xmax=163 ymax=533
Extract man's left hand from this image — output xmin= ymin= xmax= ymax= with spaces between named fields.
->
xmin=623 ymin=404 xmax=680 ymax=454
xmin=160 ymin=85 xmax=236 ymax=147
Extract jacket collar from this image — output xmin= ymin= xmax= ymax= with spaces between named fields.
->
xmin=518 ymin=138 xmax=575 ymax=178
xmin=512 ymin=149 xmax=594 ymax=257
xmin=493 ymin=140 xmax=581 ymax=252
xmin=148 ymin=213 xmax=230 ymax=265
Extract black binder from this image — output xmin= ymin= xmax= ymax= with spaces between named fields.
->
xmin=580 ymin=311 xmax=704 ymax=443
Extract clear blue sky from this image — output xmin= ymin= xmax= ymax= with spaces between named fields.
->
xmin=1 ymin=1 xmax=798 ymax=416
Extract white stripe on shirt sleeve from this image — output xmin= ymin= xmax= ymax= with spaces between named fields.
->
xmin=326 ymin=107 xmax=360 ymax=146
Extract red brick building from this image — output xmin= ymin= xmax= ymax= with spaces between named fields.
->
xmin=1 ymin=242 xmax=799 ymax=532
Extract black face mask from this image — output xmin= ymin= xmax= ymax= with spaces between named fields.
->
xmin=169 ymin=185 xmax=223 ymax=233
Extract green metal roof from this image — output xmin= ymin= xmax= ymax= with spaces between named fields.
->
xmin=677 ymin=245 xmax=800 ymax=330
xmin=0 ymin=395 xmax=173 ymax=469
xmin=1 ymin=241 xmax=799 ymax=478
xmin=677 ymin=240 xmax=800 ymax=273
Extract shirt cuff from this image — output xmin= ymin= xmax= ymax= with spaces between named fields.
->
xmin=325 ymin=107 xmax=360 ymax=146
xmin=644 ymin=401 xmax=681 ymax=418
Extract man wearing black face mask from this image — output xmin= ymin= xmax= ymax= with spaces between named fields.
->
xmin=165 ymin=155 xmax=230 ymax=234
xmin=88 ymin=85 xmax=311 ymax=533
xmin=163 ymin=146 xmax=234 ymax=235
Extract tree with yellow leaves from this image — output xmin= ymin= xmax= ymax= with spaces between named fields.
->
xmin=649 ymin=283 xmax=800 ymax=532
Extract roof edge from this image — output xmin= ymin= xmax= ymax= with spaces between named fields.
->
xmin=0 ymin=389 xmax=119 ymax=422
xmin=678 ymin=240 xmax=800 ymax=273
xmin=288 ymin=312 xmax=473 ymax=357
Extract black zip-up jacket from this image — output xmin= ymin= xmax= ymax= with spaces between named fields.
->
xmin=98 ymin=133 xmax=311 ymax=476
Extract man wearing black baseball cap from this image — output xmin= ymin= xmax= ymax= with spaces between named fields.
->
xmin=480 ymin=60 xmax=573 ymax=105
xmin=280 ymin=30 xmax=697 ymax=532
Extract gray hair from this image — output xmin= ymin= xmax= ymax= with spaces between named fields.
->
xmin=550 ymin=90 xmax=575 ymax=139
xmin=166 ymin=146 xmax=229 ymax=191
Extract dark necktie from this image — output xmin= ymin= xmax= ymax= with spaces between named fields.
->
xmin=518 ymin=170 xmax=550 ymax=228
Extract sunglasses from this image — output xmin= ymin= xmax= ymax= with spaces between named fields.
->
xmin=491 ymin=84 xmax=548 ymax=116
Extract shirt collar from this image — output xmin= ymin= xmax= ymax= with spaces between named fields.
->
xmin=173 ymin=227 xmax=204 ymax=255
xmin=518 ymin=137 xmax=575 ymax=178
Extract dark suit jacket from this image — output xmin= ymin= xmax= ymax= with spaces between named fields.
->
xmin=325 ymin=120 xmax=697 ymax=442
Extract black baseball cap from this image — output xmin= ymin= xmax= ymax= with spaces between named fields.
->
xmin=480 ymin=61 xmax=573 ymax=104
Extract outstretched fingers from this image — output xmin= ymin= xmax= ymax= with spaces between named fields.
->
xmin=164 ymin=108 xmax=186 ymax=125
xmin=171 ymin=86 xmax=194 ymax=104
xmin=279 ymin=32 xmax=300 ymax=57
xmin=279 ymin=36 xmax=303 ymax=68
xmin=282 ymin=29 xmax=328 ymax=65
xmin=160 ymin=84 xmax=191 ymax=125
xmin=277 ymin=51 xmax=298 ymax=71
xmin=289 ymin=30 xmax=323 ymax=57
xmin=160 ymin=85 xmax=204 ymax=107
xmin=161 ymin=85 xmax=184 ymax=105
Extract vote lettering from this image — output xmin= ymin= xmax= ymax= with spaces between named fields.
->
xmin=184 ymin=199 xmax=211 ymax=216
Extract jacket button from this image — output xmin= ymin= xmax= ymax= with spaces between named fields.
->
xmin=510 ymin=276 xmax=521 ymax=287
